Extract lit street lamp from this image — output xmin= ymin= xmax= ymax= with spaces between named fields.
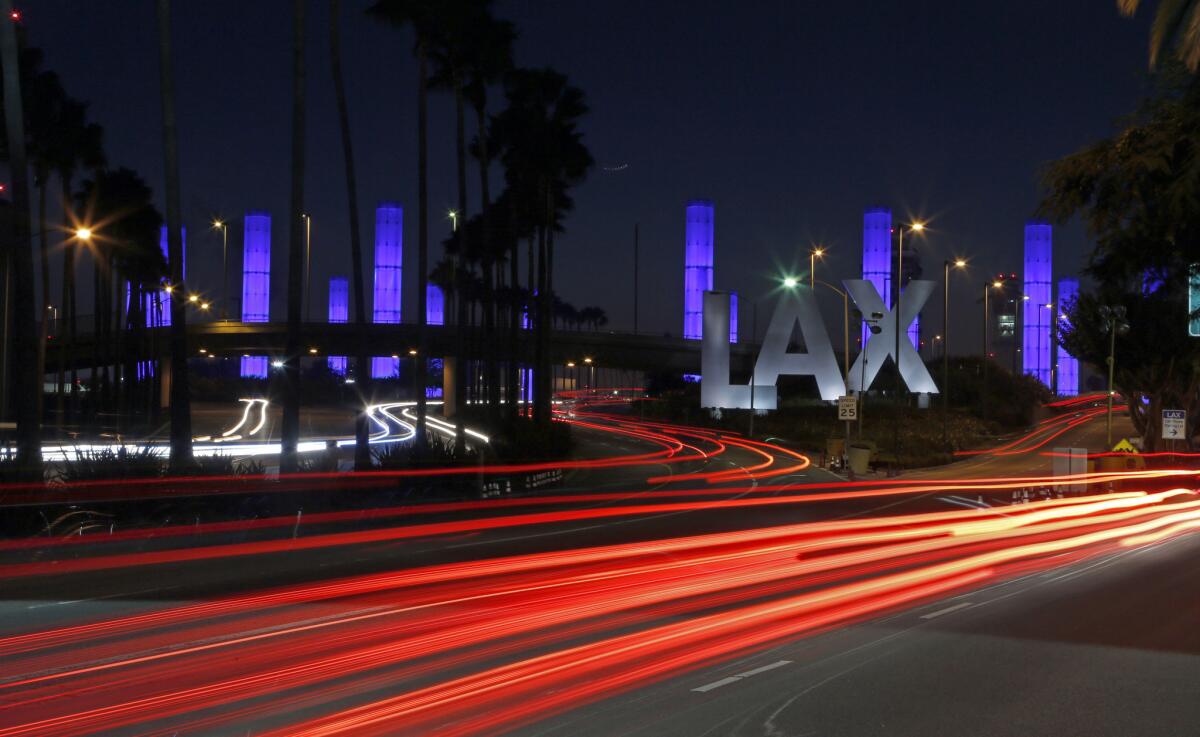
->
xmin=893 ymin=222 xmax=925 ymax=454
xmin=212 ymin=219 xmax=228 ymax=320
xmin=982 ymin=280 xmax=1003 ymax=417
xmin=810 ymin=246 xmax=825 ymax=289
xmin=942 ymin=257 xmax=967 ymax=448
xmin=302 ymin=213 xmax=313 ymax=323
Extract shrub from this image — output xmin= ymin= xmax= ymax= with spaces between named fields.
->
xmin=59 ymin=447 xmax=163 ymax=483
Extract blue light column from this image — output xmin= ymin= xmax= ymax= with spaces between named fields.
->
xmin=240 ymin=211 xmax=271 ymax=378
xmin=1022 ymin=222 xmax=1052 ymax=386
xmin=426 ymin=284 xmax=444 ymax=326
xmin=861 ymin=207 xmax=891 ymax=347
xmin=683 ymin=200 xmax=714 ymax=340
xmin=327 ymin=276 xmax=348 ymax=375
xmin=1056 ymin=278 xmax=1079 ymax=396
xmin=372 ymin=202 xmax=403 ymax=378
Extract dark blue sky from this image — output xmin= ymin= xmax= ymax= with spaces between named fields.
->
xmin=26 ymin=1 xmax=1153 ymax=346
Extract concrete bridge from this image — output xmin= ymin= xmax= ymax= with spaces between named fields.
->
xmin=59 ymin=321 xmax=759 ymax=405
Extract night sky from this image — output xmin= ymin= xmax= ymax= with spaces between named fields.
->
xmin=24 ymin=1 xmax=1152 ymax=348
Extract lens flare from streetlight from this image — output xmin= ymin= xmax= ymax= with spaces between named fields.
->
xmin=954 ymin=258 xmax=967 ymax=268
xmin=911 ymin=222 xmax=926 ymax=232
xmin=74 ymin=227 xmax=92 ymax=241
xmin=783 ymin=277 xmax=798 ymax=288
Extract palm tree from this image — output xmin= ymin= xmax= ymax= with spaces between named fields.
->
xmin=329 ymin=0 xmax=372 ymax=470
xmin=0 ymin=0 xmax=41 ymax=475
xmin=54 ymin=100 xmax=105 ymax=427
xmin=1119 ymin=1 xmax=1200 ymax=70
xmin=280 ymin=0 xmax=307 ymax=474
xmin=491 ymin=68 xmax=593 ymax=424
xmin=77 ymin=168 xmax=164 ymax=430
xmin=23 ymin=63 xmax=66 ymax=431
xmin=154 ymin=0 xmax=193 ymax=470
xmin=368 ymin=0 xmax=438 ymax=448
xmin=463 ymin=14 xmax=515 ymax=417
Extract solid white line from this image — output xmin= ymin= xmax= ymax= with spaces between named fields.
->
xmin=692 ymin=660 xmax=793 ymax=692
xmin=920 ymin=601 xmax=974 ymax=620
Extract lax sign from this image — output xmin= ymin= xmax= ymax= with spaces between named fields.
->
xmin=700 ymin=280 xmax=939 ymax=409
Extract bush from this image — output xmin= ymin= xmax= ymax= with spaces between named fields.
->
xmin=373 ymin=432 xmax=478 ymax=469
xmin=59 ymin=447 xmax=163 ymax=483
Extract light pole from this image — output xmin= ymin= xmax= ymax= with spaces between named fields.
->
xmin=894 ymin=223 xmax=925 ymax=401
xmin=894 ymin=222 xmax=925 ymax=457
xmin=302 ymin=213 xmax=312 ymax=323
xmin=810 ymin=246 xmax=825 ymax=289
xmin=815 ymin=279 xmax=850 ymax=382
xmin=1100 ymin=305 xmax=1129 ymax=446
xmin=982 ymin=280 xmax=1002 ymax=417
xmin=584 ymin=356 xmax=594 ymax=390
xmin=859 ymin=311 xmax=885 ymax=438
xmin=942 ymin=258 xmax=966 ymax=448
xmin=212 ymin=219 xmax=228 ymax=320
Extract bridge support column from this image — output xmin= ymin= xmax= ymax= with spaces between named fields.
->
xmin=159 ymin=357 xmax=172 ymax=409
xmin=442 ymin=356 xmax=457 ymax=417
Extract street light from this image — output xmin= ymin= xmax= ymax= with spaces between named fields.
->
xmin=302 ymin=213 xmax=313 ymax=323
xmin=212 ymin=219 xmax=228 ymax=320
xmin=942 ymin=258 xmax=968 ymax=448
xmin=448 ymin=209 xmax=459 ymax=232
xmin=810 ymin=246 xmax=825 ymax=289
xmin=1099 ymin=305 xmax=1130 ymax=446
xmin=859 ymin=310 xmax=885 ymax=438
xmin=74 ymin=227 xmax=92 ymax=242
xmin=894 ymin=222 xmax=926 ymax=449
xmin=982 ymin=280 xmax=1003 ymax=417
xmin=782 ymin=276 xmax=798 ymax=289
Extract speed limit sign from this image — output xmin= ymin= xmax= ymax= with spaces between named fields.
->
xmin=838 ymin=395 xmax=857 ymax=421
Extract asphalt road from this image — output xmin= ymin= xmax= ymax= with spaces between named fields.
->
xmin=520 ymin=528 xmax=1200 ymax=737
xmin=0 ymin=406 xmax=1194 ymax=736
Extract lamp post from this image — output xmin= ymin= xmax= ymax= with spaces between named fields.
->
xmin=810 ymin=246 xmax=824 ymax=289
xmin=815 ymin=279 xmax=850 ymax=382
xmin=893 ymin=222 xmax=925 ymax=457
xmin=942 ymin=258 xmax=966 ymax=447
xmin=815 ymin=278 xmax=851 ymax=444
xmin=859 ymin=310 xmax=885 ymax=438
xmin=302 ymin=213 xmax=312 ymax=323
xmin=1099 ymin=305 xmax=1129 ymax=446
xmin=212 ymin=219 xmax=228 ymax=320
xmin=894 ymin=223 xmax=925 ymax=401
xmin=981 ymin=280 xmax=1003 ymax=417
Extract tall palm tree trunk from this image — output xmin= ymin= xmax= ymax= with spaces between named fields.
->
xmin=474 ymin=104 xmax=499 ymax=417
xmin=280 ymin=0 xmax=307 ymax=474
xmin=452 ymin=84 xmax=468 ymax=452
xmin=155 ymin=0 xmax=193 ymax=469
xmin=35 ymin=180 xmax=50 ymax=433
xmin=329 ymin=0 xmax=370 ymax=470
xmin=534 ymin=206 xmax=549 ymax=424
xmin=0 ymin=0 xmax=42 ymax=475
xmin=506 ymin=198 xmax=519 ymax=423
xmin=415 ymin=43 xmax=429 ymax=448
xmin=60 ymin=177 xmax=77 ymax=426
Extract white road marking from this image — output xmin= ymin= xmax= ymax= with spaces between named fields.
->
xmin=692 ymin=659 xmax=792 ymax=692
xmin=920 ymin=601 xmax=974 ymax=619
